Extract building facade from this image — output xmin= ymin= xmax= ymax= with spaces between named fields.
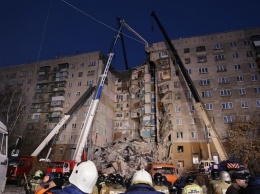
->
xmin=0 ymin=27 xmax=260 ymax=170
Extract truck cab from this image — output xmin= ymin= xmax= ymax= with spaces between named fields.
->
xmin=46 ymin=160 xmax=76 ymax=180
xmin=0 ymin=121 xmax=8 ymax=193
xmin=146 ymin=163 xmax=178 ymax=185
xmin=6 ymin=156 xmax=33 ymax=186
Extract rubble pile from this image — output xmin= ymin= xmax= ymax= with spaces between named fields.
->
xmin=92 ymin=136 xmax=159 ymax=178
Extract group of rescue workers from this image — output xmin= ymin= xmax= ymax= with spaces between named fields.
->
xmin=24 ymin=160 xmax=259 ymax=194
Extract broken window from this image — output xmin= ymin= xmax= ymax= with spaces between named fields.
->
xmin=177 ymin=146 xmax=184 ymax=153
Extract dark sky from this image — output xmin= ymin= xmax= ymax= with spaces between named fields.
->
xmin=1 ymin=0 xmax=260 ymax=71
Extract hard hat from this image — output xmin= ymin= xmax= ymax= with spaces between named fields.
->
xmin=186 ymin=175 xmax=194 ymax=184
xmin=69 ymin=160 xmax=98 ymax=193
xmin=211 ymin=169 xmax=220 ymax=180
xmin=153 ymin=173 xmax=163 ymax=185
xmin=115 ymin=174 xmax=124 ymax=186
xmin=220 ymin=171 xmax=231 ymax=182
xmin=34 ymin=170 xmax=43 ymax=178
xmin=131 ymin=169 xmax=153 ymax=186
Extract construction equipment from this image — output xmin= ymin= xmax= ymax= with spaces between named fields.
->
xmin=0 ymin=121 xmax=8 ymax=193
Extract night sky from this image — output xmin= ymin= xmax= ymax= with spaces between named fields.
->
xmin=1 ymin=0 xmax=260 ymax=71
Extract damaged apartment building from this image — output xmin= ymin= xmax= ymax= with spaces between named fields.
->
xmin=1 ymin=27 xmax=260 ymax=171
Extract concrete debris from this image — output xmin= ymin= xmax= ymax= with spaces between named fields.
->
xmin=92 ymin=136 xmax=158 ymax=179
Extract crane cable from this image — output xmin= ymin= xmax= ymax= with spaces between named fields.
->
xmin=62 ymin=0 xmax=146 ymax=46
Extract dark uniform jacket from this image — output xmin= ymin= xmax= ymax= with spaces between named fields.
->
xmin=226 ymin=184 xmax=247 ymax=194
xmin=124 ymin=183 xmax=164 ymax=194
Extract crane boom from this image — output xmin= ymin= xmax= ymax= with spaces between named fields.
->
xmin=151 ymin=11 xmax=228 ymax=161
xmin=73 ymin=25 xmax=123 ymax=162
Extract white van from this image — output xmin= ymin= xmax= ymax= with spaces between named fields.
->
xmin=0 ymin=121 xmax=8 ymax=193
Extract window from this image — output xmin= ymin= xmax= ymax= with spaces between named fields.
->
xmin=189 ymin=105 xmax=195 ymax=112
xmin=196 ymin=46 xmax=206 ymax=52
xmin=78 ymin=72 xmax=83 ymax=77
xmin=116 ymin=113 xmax=123 ymax=117
xmin=185 ymin=58 xmax=191 ymax=64
xmin=66 ymin=92 xmax=71 ymax=98
xmin=84 ymin=100 xmax=91 ymax=106
xmin=214 ymin=54 xmax=225 ymax=61
xmin=197 ymin=56 xmax=207 ymax=63
xmin=72 ymin=123 xmax=77 ymax=129
xmin=237 ymin=76 xmax=243 ymax=82
xmin=213 ymin=44 xmax=223 ymax=50
xmin=199 ymin=67 xmax=208 ymax=74
xmin=230 ymin=42 xmax=237 ymax=48
xmin=238 ymin=88 xmax=246 ymax=95
xmin=187 ymin=92 xmax=193 ymax=99
xmin=199 ymin=79 xmax=210 ymax=85
xmin=187 ymin=69 xmax=192 ymax=74
xmin=220 ymin=89 xmax=231 ymax=96
xmin=218 ymin=77 xmax=230 ymax=84
xmin=249 ymin=62 xmax=256 ymax=69
xmin=80 ymin=63 xmax=84 ymax=68
xmin=254 ymin=88 xmax=260 ymax=93
xmin=244 ymin=40 xmax=251 ymax=46
xmin=77 ymin=82 xmax=81 ymax=86
xmin=251 ymin=74 xmax=258 ymax=81
xmin=70 ymin=64 xmax=75 ymax=69
xmin=217 ymin=66 xmax=227 ymax=73
xmin=189 ymin=117 xmax=196 ymax=124
xmin=174 ymin=82 xmax=180 ymax=88
xmin=176 ymin=118 xmax=182 ymax=125
xmin=256 ymin=100 xmax=260 ymax=107
xmin=159 ymin=51 xmax=168 ymax=58
xmin=176 ymin=132 xmax=183 ymax=139
xmin=175 ymin=106 xmax=181 ymax=112
xmin=87 ymin=70 xmax=95 ymax=76
xmin=87 ymin=80 xmax=94 ymax=86
xmin=27 ymin=79 xmax=31 ymax=84
xmin=223 ymin=115 xmax=234 ymax=123
xmin=246 ymin=51 xmax=253 ymax=57
xmin=190 ymin=131 xmax=197 ymax=139
xmin=68 ymin=82 xmax=72 ymax=87
xmin=69 ymin=73 xmax=74 ymax=78
xmin=59 ymin=135 xmax=65 ymax=142
xmin=204 ymin=103 xmax=213 ymax=110
xmin=175 ymin=93 xmax=180 ymax=100
xmin=75 ymin=92 xmax=81 ymax=97
xmin=184 ymin=48 xmax=190 ymax=53
xmin=241 ymin=101 xmax=248 ymax=108
xmin=202 ymin=91 xmax=212 ymax=98
xmin=177 ymin=146 xmax=184 ymax=153
xmin=232 ymin=53 xmax=239 ymax=59
xmin=234 ymin=64 xmax=241 ymax=70
xmin=88 ymin=61 xmax=96 ymax=66
xmin=83 ymin=111 xmax=88 ymax=117
xmin=222 ymin=102 xmax=233 ymax=109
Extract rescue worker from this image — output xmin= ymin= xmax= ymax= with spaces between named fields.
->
xmin=24 ymin=170 xmax=44 ymax=194
xmin=106 ymin=174 xmax=126 ymax=194
xmin=123 ymin=169 xmax=164 ymax=194
xmin=207 ymin=169 xmax=221 ymax=194
xmin=59 ymin=160 xmax=98 ymax=194
xmin=153 ymin=173 xmax=169 ymax=194
xmin=182 ymin=175 xmax=203 ymax=194
xmin=100 ymin=174 xmax=114 ymax=194
xmin=39 ymin=178 xmax=64 ymax=194
xmin=215 ymin=171 xmax=231 ymax=194
xmin=96 ymin=173 xmax=106 ymax=193
xmin=226 ymin=171 xmax=249 ymax=194
xmin=35 ymin=173 xmax=55 ymax=194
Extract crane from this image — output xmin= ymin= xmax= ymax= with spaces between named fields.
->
xmin=73 ymin=18 xmax=150 ymax=162
xmin=150 ymin=11 xmax=228 ymax=162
